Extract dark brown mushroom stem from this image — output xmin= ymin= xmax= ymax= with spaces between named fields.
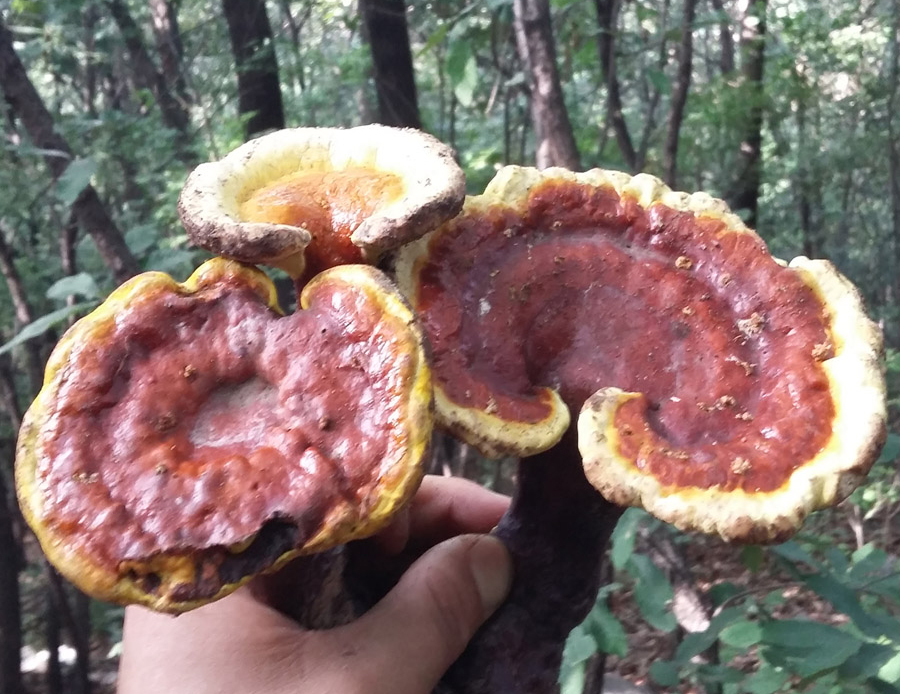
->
xmin=250 ymin=548 xmax=358 ymax=628
xmin=443 ymin=431 xmax=622 ymax=694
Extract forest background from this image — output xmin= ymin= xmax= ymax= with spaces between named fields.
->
xmin=1 ymin=0 xmax=899 ymax=692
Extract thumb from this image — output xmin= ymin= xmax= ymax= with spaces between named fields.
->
xmin=347 ymin=534 xmax=512 ymax=694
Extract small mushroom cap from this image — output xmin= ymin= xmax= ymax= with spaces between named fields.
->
xmin=396 ymin=165 xmax=886 ymax=542
xmin=16 ymin=259 xmax=432 ymax=612
xmin=178 ymin=125 xmax=466 ymax=278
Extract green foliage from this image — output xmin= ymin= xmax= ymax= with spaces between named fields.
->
xmin=45 ymin=272 xmax=100 ymax=301
xmin=53 ymin=157 xmax=97 ymax=206
xmin=446 ymin=38 xmax=479 ymax=107
xmin=0 ymin=301 xmax=95 ymax=356
xmin=559 ymin=584 xmax=629 ymax=691
xmin=562 ymin=499 xmax=900 ymax=692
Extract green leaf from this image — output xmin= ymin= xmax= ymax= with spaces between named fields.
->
xmin=125 ymin=224 xmax=160 ymax=256
xmin=877 ymin=433 xmax=900 ymax=465
xmin=649 ymin=661 xmax=680 ymax=687
xmin=145 ymin=248 xmax=197 ymax=276
xmin=46 ymin=272 xmax=100 ymax=301
xmin=561 ymin=626 xmax=596 ymax=665
xmin=646 ymin=66 xmax=671 ymax=94
xmin=850 ymin=543 xmax=881 ymax=569
xmin=585 ymin=601 xmax=628 ymax=657
xmin=559 ymin=626 xmax=594 ymax=691
xmin=558 ymin=661 xmax=586 ymax=694
xmin=628 ymin=554 xmax=676 ymax=632
xmin=675 ymin=607 xmax=744 ymax=662
xmin=760 ymin=620 xmax=862 ymax=677
xmin=674 ymin=608 xmax=743 ymax=662
xmin=840 ymin=643 xmax=897 ymax=681
xmin=742 ymin=545 xmax=765 ymax=572
xmin=880 ymin=651 xmax=900 ymax=684
xmin=848 ymin=544 xmax=892 ymax=583
xmin=0 ymin=302 xmax=95 ymax=356
xmin=824 ymin=547 xmax=849 ymax=574
xmin=675 ymin=629 xmax=719 ymax=662
xmin=867 ymin=679 xmax=900 ymax=694
xmin=720 ymin=620 xmax=763 ymax=649
xmin=695 ymin=663 xmax=744 ymax=684
xmin=55 ymin=157 xmax=97 ymax=206
xmin=743 ymin=665 xmax=790 ymax=694
xmin=794 ymin=635 xmax=861 ymax=678
xmin=771 ymin=541 xmax=820 ymax=569
xmin=446 ymin=39 xmax=478 ymax=107
xmin=760 ymin=619 xmax=851 ymax=647
xmin=418 ymin=23 xmax=450 ymax=57
xmin=709 ymin=581 xmax=742 ymax=606
xmin=610 ymin=508 xmax=645 ymax=570
xmin=802 ymin=572 xmax=900 ymax=640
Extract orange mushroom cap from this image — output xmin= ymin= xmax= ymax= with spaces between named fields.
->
xmin=178 ymin=125 xmax=466 ymax=282
xmin=16 ymin=259 xmax=432 ymax=612
xmin=396 ymin=166 xmax=886 ymax=542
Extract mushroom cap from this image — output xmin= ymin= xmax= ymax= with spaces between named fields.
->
xmin=16 ymin=259 xmax=432 ymax=612
xmin=177 ymin=125 xmax=466 ymax=279
xmin=395 ymin=165 xmax=886 ymax=542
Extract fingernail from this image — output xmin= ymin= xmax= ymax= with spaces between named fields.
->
xmin=468 ymin=535 xmax=513 ymax=613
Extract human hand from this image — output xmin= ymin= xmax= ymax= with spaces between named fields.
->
xmin=117 ymin=475 xmax=512 ymax=694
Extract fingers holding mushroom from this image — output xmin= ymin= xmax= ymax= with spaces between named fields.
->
xmin=16 ymin=259 xmax=432 ymax=613
xmin=178 ymin=125 xmax=466 ymax=283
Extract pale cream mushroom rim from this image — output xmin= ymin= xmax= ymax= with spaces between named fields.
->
xmin=178 ymin=125 xmax=466 ymax=276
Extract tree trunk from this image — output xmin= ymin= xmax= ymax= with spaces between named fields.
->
xmin=222 ymin=0 xmax=286 ymax=139
xmin=513 ymin=0 xmax=580 ymax=169
xmin=0 ymin=461 xmax=23 ymax=694
xmin=0 ymin=229 xmax=46 ymax=391
xmin=0 ymin=18 xmax=139 ymax=283
xmin=82 ymin=4 xmax=100 ymax=116
xmin=887 ymin=0 xmax=900 ymax=339
xmin=359 ymin=0 xmax=422 ymax=129
xmin=636 ymin=0 xmax=670 ymax=170
xmin=594 ymin=0 xmax=636 ymax=171
xmin=795 ymin=77 xmax=816 ymax=259
xmin=709 ymin=0 xmax=735 ymax=75
xmin=148 ymin=0 xmax=190 ymax=109
xmin=663 ymin=0 xmax=698 ymax=187
xmin=45 ymin=569 xmax=63 ymax=694
xmin=106 ymin=0 xmax=191 ymax=142
xmin=731 ymin=0 xmax=767 ymax=229
xmin=71 ymin=591 xmax=92 ymax=694
xmin=278 ymin=0 xmax=313 ymax=100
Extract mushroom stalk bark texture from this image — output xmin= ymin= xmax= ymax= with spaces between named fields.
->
xmin=444 ymin=433 xmax=622 ymax=694
xmin=249 ymin=548 xmax=357 ymax=629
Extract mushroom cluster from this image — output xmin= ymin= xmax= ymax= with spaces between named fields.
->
xmin=15 ymin=130 xmax=887 ymax=693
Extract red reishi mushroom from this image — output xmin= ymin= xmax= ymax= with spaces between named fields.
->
xmin=16 ymin=258 xmax=432 ymax=613
xmin=177 ymin=125 xmax=466 ymax=286
xmin=395 ymin=166 xmax=886 ymax=693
